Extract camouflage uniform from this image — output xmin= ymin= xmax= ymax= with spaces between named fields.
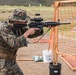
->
xmin=0 ymin=9 xmax=28 ymax=75
xmin=0 ymin=9 xmax=43 ymax=75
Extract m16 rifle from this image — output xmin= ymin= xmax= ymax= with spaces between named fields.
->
xmin=9 ymin=13 xmax=70 ymax=37
xmin=28 ymin=13 xmax=70 ymax=30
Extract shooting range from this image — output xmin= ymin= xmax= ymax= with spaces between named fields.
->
xmin=0 ymin=0 xmax=76 ymax=75
xmin=16 ymin=0 xmax=76 ymax=75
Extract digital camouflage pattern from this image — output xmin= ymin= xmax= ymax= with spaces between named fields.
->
xmin=0 ymin=8 xmax=42 ymax=75
xmin=0 ymin=59 xmax=24 ymax=75
xmin=0 ymin=22 xmax=27 ymax=52
xmin=0 ymin=22 xmax=27 ymax=75
xmin=9 ymin=9 xmax=28 ymax=21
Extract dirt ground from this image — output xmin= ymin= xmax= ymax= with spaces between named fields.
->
xmin=16 ymin=36 xmax=76 ymax=75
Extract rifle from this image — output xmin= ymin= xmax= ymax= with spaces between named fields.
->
xmin=9 ymin=13 xmax=70 ymax=37
xmin=28 ymin=14 xmax=70 ymax=30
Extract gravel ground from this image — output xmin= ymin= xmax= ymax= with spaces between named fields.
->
xmin=16 ymin=41 xmax=76 ymax=75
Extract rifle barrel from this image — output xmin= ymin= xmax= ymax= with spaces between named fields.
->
xmin=44 ymin=22 xmax=71 ymax=27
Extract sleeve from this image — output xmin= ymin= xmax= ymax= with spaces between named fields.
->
xmin=0 ymin=25 xmax=27 ymax=48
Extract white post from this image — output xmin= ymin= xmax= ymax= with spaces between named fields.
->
xmin=40 ymin=4 xmax=42 ymax=7
xmin=29 ymin=4 xmax=31 ymax=7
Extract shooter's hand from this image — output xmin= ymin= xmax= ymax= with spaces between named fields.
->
xmin=23 ymin=28 xmax=39 ymax=38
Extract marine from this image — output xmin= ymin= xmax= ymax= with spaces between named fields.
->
xmin=0 ymin=8 xmax=42 ymax=75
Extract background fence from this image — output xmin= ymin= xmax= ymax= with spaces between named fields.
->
xmin=49 ymin=0 xmax=76 ymax=70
